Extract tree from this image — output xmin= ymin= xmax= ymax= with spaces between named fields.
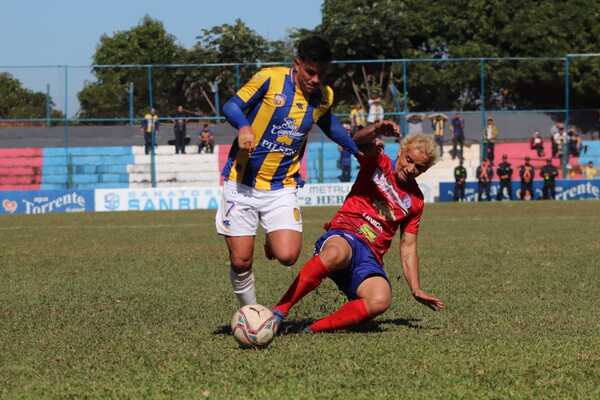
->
xmin=182 ymin=19 xmax=294 ymax=116
xmin=318 ymin=0 xmax=600 ymax=113
xmin=0 ymin=72 xmax=63 ymax=121
xmin=78 ymin=16 xmax=185 ymax=121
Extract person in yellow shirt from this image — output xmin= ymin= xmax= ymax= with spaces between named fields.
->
xmin=583 ymin=161 xmax=598 ymax=179
xmin=349 ymin=103 xmax=366 ymax=133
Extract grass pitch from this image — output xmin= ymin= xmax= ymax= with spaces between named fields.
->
xmin=1 ymin=202 xmax=599 ymax=399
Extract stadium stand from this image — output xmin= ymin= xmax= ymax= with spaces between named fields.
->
xmin=0 ymin=148 xmax=43 ymax=190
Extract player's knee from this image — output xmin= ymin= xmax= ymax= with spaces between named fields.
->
xmin=320 ymin=242 xmax=350 ymax=268
xmin=277 ymin=252 xmax=299 ymax=267
xmin=230 ymin=255 xmax=253 ymax=272
xmin=364 ymin=294 xmax=391 ymax=317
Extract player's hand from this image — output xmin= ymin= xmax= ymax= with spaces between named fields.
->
xmin=238 ymin=126 xmax=255 ymax=152
xmin=374 ymin=120 xmax=400 ymax=137
xmin=413 ymin=289 xmax=445 ymax=311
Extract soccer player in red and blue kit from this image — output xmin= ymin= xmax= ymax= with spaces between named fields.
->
xmin=272 ymin=124 xmax=445 ymax=333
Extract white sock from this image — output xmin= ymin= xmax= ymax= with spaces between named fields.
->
xmin=229 ymin=269 xmax=257 ymax=306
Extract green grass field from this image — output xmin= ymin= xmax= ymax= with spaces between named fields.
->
xmin=1 ymin=202 xmax=599 ymax=399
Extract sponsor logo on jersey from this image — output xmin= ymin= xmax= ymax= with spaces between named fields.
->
xmin=271 ymin=117 xmax=304 ymax=142
xmin=357 ymin=223 xmax=378 ymax=243
xmin=362 ymin=212 xmax=383 ymax=231
xmin=372 ymin=168 xmax=409 ymax=215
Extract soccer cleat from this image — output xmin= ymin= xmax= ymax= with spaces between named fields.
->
xmin=271 ymin=308 xmax=286 ymax=334
xmin=302 ymin=326 xmax=313 ymax=334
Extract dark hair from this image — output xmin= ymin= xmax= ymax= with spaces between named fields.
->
xmin=297 ymin=36 xmax=332 ymax=64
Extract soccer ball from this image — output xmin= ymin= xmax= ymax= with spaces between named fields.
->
xmin=230 ymin=304 xmax=276 ymax=348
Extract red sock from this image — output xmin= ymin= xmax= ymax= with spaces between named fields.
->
xmin=308 ymin=299 xmax=370 ymax=333
xmin=273 ymin=256 xmax=328 ymax=316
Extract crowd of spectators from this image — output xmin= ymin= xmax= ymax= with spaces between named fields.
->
xmin=139 ymin=105 xmax=215 ymax=155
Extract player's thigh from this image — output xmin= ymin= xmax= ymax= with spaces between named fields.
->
xmin=258 ymin=188 xmax=302 ymax=233
xmin=318 ymin=235 xmax=353 ymax=272
xmin=356 ymin=276 xmax=392 ymax=316
xmin=215 ymin=182 xmax=259 ymax=237
xmin=265 ymin=229 xmax=302 ymax=262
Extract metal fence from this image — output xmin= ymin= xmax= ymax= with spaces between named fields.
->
xmin=1 ymin=55 xmax=599 ymax=187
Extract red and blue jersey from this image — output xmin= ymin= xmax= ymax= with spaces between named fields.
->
xmin=326 ymin=150 xmax=424 ymax=265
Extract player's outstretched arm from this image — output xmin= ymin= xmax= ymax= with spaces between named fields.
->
xmin=398 ymin=232 xmax=445 ymax=311
xmin=353 ymin=120 xmax=400 ymax=145
xmin=317 ymin=112 xmax=360 ymax=156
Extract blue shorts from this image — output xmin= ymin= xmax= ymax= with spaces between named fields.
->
xmin=313 ymin=229 xmax=389 ymax=300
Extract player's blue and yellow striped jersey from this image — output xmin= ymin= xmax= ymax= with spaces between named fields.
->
xmin=222 ymin=67 xmax=335 ymax=190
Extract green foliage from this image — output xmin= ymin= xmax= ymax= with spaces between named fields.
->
xmin=0 ymin=72 xmax=63 ymax=120
xmin=1 ymin=203 xmax=599 ymax=398
xmin=319 ymin=0 xmax=600 ymax=111
xmin=183 ymin=19 xmax=294 ymax=115
xmin=78 ymin=16 xmax=186 ymax=120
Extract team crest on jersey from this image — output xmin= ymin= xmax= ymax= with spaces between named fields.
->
xmin=274 ymin=93 xmax=287 ymax=107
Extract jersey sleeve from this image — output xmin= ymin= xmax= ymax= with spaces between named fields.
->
xmin=223 ymin=69 xmax=271 ymax=129
xmin=235 ymin=69 xmax=271 ymax=107
xmin=401 ymin=199 xmax=423 ymax=235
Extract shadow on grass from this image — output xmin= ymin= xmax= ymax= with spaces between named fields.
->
xmin=213 ymin=317 xmax=437 ymax=336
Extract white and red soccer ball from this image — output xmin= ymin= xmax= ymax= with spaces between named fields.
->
xmin=230 ymin=304 xmax=276 ymax=348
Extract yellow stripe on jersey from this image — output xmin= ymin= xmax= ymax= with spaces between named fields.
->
xmin=255 ymin=86 xmax=307 ymax=190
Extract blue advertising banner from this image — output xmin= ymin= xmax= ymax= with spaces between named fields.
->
xmin=439 ymin=180 xmax=600 ymax=202
xmin=0 ymin=190 xmax=95 ymax=215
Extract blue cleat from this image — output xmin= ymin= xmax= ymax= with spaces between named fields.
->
xmin=271 ymin=309 xmax=286 ymax=334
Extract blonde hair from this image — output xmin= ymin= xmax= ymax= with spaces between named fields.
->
xmin=400 ymin=133 xmax=439 ymax=168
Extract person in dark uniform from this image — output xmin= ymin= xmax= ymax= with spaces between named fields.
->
xmin=519 ymin=156 xmax=535 ymax=200
xmin=540 ymin=158 xmax=559 ymax=200
xmin=476 ymin=159 xmax=493 ymax=201
xmin=453 ymin=158 xmax=467 ymax=201
xmin=172 ymin=105 xmax=190 ymax=154
xmin=496 ymin=154 xmax=513 ymax=200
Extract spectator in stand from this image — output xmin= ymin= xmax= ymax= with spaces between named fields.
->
xmin=141 ymin=108 xmax=160 ymax=155
xmin=172 ymin=105 xmax=190 ymax=154
xmin=567 ymin=163 xmax=583 ymax=179
xmin=367 ymin=96 xmax=384 ymax=124
xmin=530 ymin=131 xmax=545 ymax=158
xmin=496 ymin=154 xmax=513 ymax=201
xmin=567 ymin=128 xmax=584 ymax=159
xmin=476 ymin=159 xmax=493 ymax=201
xmin=430 ymin=114 xmax=447 ymax=158
xmin=407 ymin=113 xmax=425 ymax=135
xmin=552 ymin=124 xmax=567 ymax=159
xmin=484 ymin=117 xmax=497 ymax=163
xmin=583 ymin=161 xmax=598 ymax=179
xmin=540 ymin=159 xmax=559 ymax=200
xmin=519 ymin=156 xmax=535 ymax=200
xmin=350 ymin=103 xmax=367 ymax=134
xmin=198 ymin=123 xmax=215 ymax=154
xmin=338 ymin=123 xmax=353 ymax=182
xmin=453 ymin=158 xmax=467 ymax=202
xmin=450 ymin=113 xmax=465 ymax=160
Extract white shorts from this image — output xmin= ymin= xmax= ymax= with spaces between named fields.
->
xmin=215 ymin=181 xmax=303 ymax=236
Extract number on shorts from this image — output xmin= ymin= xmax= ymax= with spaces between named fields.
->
xmin=225 ymin=200 xmax=235 ymax=217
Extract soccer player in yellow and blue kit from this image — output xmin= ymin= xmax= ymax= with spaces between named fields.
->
xmin=216 ymin=36 xmax=360 ymax=306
